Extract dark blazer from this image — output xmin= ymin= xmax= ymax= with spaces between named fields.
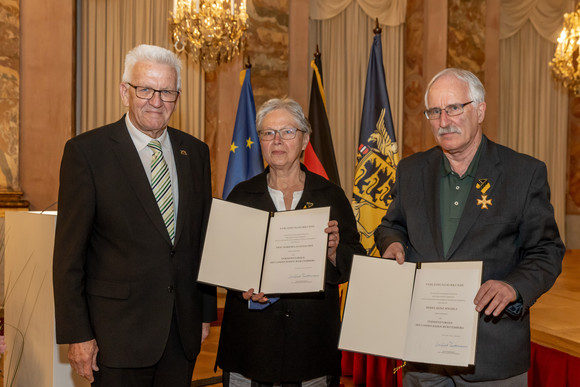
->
xmin=217 ymin=165 xmax=366 ymax=382
xmin=53 ymin=116 xmax=216 ymax=368
xmin=375 ymin=136 xmax=564 ymax=381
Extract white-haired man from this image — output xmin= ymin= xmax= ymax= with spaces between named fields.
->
xmin=375 ymin=68 xmax=564 ymax=385
xmin=54 ymin=44 xmax=216 ymax=386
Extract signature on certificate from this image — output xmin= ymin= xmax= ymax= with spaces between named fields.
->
xmin=435 ymin=341 xmax=468 ymax=349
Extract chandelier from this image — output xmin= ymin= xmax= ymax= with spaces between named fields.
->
xmin=170 ymin=0 xmax=248 ymax=73
xmin=550 ymin=3 xmax=580 ymax=95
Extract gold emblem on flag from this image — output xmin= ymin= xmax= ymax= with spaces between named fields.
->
xmin=352 ymin=108 xmax=399 ymax=256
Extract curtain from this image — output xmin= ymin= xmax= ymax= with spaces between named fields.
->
xmin=500 ymin=0 xmax=573 ymax=41
xmin=80 ymin=0 xmax=204 ymax=139
xmin=309 ymin=0 xmax=405 ymax=198
xmin=310 ymin=0 xmax=406 ymax=26
xmin=499 ymin=0 xmax=573 ymax=239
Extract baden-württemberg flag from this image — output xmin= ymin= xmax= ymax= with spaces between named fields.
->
xmin=352 ymin=33 xmax=399 ymax=257
xmin=304 ymin=52 xmax=341 ymax=186
xmin=223 ymin=69 xmax=263 ymax=199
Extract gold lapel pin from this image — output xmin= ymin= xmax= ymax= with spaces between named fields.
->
xmin=180 ymin=150 xmax=188 ymax=155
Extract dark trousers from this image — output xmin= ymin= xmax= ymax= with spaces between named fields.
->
xmin=92 ymin=309 xmax=196 ymax=387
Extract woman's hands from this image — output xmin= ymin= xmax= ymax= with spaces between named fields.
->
xmin=242 ymin=288 xmax=269 ymax=303
xmin=325 ymin=220 xmax=339 ymax=266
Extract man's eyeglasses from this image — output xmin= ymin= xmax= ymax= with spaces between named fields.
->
xmin=424 ymin=101 xmax=474 ymax=120
xmin=127 ymin=83 xmax=180 ymax=102
xmin=258 ymin=127 xmax=306 ymax=141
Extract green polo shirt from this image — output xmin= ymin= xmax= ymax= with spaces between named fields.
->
xmin=439 ymin=137 xmax=485 ymax=256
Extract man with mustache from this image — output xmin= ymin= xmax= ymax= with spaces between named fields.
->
xmin=374 ymin=68 xmax=564 ymax=386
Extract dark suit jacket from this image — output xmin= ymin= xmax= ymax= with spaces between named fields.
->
xmin=217 ymin=165 xmax=366 ymax=382
xmin=53 ymin=116 xmax=216 ymax=368
xmin=375 ymin=136 xmax=564 ymax=381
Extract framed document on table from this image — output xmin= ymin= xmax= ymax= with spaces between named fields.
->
xmin=198 ymin=198 xmax=330 ymax=294
xmin=339 ymin=255 xmax=482 ymax=367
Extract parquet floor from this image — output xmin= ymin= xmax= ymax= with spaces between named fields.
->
xmin=530 ymin=249 xmax=580 ymax=358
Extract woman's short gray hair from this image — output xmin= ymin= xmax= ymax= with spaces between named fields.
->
xmin=256 ymin=98 xmax=312 ymax=134
xmin=424 ymin=68 xmax=485 ymax=108
xmin=122 ymin=44 xmax=182 ymax=89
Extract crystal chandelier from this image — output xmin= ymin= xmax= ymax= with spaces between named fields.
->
xmin=550 ymin=3 xmax=580 ymax=95
xmin=170 ymin=0 xmax=248 ymax=73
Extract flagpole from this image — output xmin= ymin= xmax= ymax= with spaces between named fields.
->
xmin=374 ymin=17 xmax=381 ymax=35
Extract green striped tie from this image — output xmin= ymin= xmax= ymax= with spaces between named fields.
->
xmin=148 ymin=140 xmax=175 ymax=244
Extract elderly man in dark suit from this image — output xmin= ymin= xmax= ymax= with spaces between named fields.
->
xmin=375 ymin=68 xmax=564 ymax=386
xmin=53 ymin=44 xmax=216 ymax=387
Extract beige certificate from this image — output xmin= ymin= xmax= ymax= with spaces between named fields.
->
xmin=339 ymin=255 xmax=482 ymax=367
xmin=198 ymin=198 xmax=330 ymax=294
xmin=404 ymin=261 xmax=482 ymax=366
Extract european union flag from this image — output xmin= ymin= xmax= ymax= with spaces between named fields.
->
xmin=223 ymin=69 xmax=263 ymax=199
xmin=352 ymin=32 xmax=399 ymax=257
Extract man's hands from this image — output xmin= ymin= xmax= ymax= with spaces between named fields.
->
xmin=474 ymin=280 xmax=518 ymax=317
xmin=382 ymin=242 xmax=405 ymax=264
xmin=201 ymin=322 xmax=211 ymax=343
xmin=68 ymin=323 xmax=212 ymax=383
xmin=68 ymin=339 xmax=99 ymax=383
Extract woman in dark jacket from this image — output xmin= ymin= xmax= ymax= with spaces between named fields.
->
xmin=217 ymin=98 xmax=365 ymax=386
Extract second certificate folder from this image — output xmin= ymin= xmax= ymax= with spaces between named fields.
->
xmin=198 ymin=198 xmax=331 ymax=294
xmin=339 ymin=255 xmax=482 ymax=367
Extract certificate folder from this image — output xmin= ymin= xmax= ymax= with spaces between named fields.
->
xmin=198 ymin=198 xmax=330 ymax=294
xmin=339 ymin=255 xmax=482 ymax=367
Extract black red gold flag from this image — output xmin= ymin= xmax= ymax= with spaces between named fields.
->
xmin=304 ymin=53 xmax=341 ymax=186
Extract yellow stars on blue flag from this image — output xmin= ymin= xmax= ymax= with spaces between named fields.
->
xmin=229 ymin=137 xmax=255 ymax=154
xmin=246 ymin=137 xmax=255 ymax=149
xmin=223 ymin=69 xmax=264 ymax=199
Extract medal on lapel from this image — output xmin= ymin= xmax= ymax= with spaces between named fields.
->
xmin=476 ymin=179 xmax=492 ymax=210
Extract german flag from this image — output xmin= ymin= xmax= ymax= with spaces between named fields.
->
xmin=304 ymin=52 xmax=340 ymax=186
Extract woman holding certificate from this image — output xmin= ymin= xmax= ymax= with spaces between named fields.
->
xmin=217 ymin=98 xmax=365 ymax=387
